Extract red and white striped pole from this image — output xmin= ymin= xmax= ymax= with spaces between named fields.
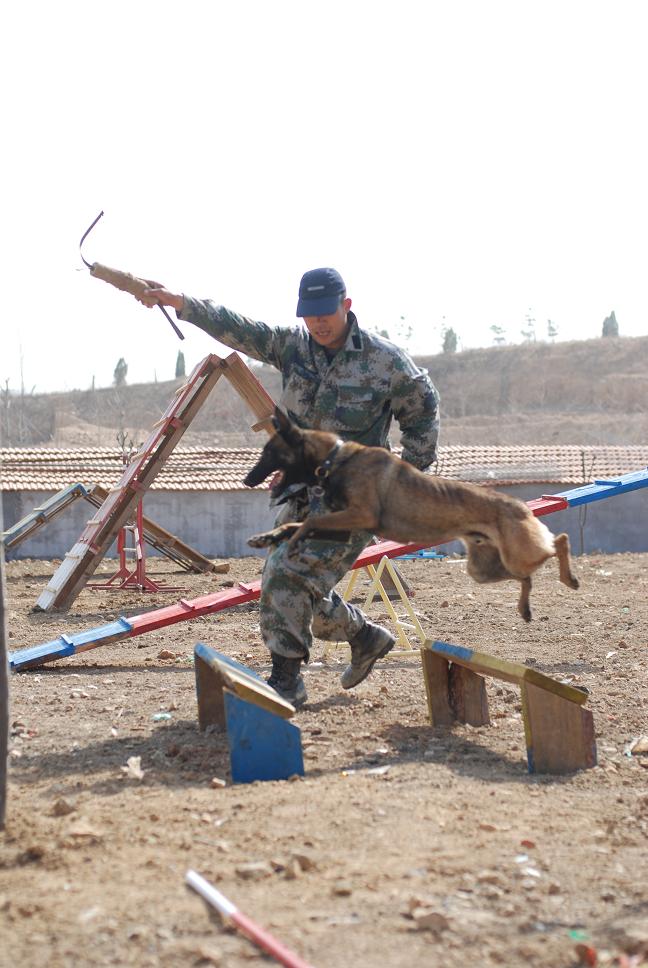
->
xmin=186 ymin=870 xmax=315 ymax=968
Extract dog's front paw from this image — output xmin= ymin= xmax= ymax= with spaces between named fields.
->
xmin=247 ymin=531 xmax=279 ymax=548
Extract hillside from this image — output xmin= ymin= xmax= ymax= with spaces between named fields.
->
xmin=1 ymin=335 xmax=647 ymax=449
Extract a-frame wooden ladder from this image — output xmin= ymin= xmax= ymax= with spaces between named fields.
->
xmin=35 ymin=353 xmax=275 ymax=612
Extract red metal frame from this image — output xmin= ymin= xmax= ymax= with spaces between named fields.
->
xmin=88 ymin=498 xmax=186 ymax=594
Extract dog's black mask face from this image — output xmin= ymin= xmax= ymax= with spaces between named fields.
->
xmin=243 ymin=409 xmax=315 ymax=499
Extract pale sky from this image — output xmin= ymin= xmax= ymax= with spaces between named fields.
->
xmin=3 ymin=1 xmax=647 ymax=393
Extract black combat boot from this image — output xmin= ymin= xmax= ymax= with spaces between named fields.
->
xmin=341 ymin=621 xmax=396 ymax=689
xmin=267 ymin=654 xmax=308 ymax=708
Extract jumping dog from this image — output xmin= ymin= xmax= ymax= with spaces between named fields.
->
xmin=244 ymin=409 xmax=579 ymax=621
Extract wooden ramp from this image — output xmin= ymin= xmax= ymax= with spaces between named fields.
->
xmin=1 ymin=483 xmax=89 ymax=551
xmin=34 ymin=353 xmax=275 ymax=612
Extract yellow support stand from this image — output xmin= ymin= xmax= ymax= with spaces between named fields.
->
xmin=323 ymin=555 xmax=428 ymax=659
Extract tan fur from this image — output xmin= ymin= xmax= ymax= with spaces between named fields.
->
xmin=245 ymin=410 xmax=579 ymax=621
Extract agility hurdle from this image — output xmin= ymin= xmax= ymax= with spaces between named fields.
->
xmin=421 ymin=640 xmax=596 ymax=774
xmin=194 ymin=643 xmax=303 ymax=783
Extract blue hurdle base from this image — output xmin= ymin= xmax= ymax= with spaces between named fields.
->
xmin=224 ymin=691 xmax=304 ymax=784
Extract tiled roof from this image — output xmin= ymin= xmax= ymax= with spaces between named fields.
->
xmin=435 ymin=444 xmax=648 ymax=485
xmin=0 ymin=447 xmax=262 ymax=492
xmin=1 ymin=445 xmax=647 ymax=492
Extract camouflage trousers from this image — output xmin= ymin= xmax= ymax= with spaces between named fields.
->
xmin=259 ymin=490 xmax=373 ymax=662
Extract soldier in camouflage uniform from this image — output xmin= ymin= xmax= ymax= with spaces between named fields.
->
xmin=137 ymin=268 xmax=440 ymax=707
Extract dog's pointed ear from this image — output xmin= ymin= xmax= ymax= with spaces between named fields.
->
xmin=272 ymin=407 xmax=301 ymax=445
xmin=271 ymin=407 xmax=289 ymax=435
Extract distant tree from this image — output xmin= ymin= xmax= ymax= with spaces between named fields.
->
xmin=490 ymin=324 xmax=506 ymax=346
xmin=547 ymin=319 xmax=558 ymax=341
xmin=521 ymin=310 xmax=536 ymax=343
xmin=395 ymin=315 xmax=413 ymax=345
xmin=175 ymin=350 xmax=186 ymax=379
xmin=442 ymin=326 xmax=458 ymax=354
xmin=601 ymin=311 xmax=619 ymax=338
xmin=113 ymin=358 xmax=128 ymax=387
xmin=371 ymin=315 xmax=413 ymax=345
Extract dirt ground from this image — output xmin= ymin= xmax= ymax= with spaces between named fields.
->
xmin=1 ymin=549 xmax=647 ymax=968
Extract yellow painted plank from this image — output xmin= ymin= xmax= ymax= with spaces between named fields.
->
xmin=424 ymin=641 xmax=588 ymax=706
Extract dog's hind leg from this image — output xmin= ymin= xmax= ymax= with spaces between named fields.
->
xmin=554 ymin=533 xmax=579 ymax=589
xmin=517 ymin=577 xmax=532 ymax=622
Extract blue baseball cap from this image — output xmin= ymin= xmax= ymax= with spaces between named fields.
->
xmin=296 ymin=267 xmax=346 ymax=317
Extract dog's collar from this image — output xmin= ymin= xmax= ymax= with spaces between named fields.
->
xmin=314 ymin=439 xmax=344 ymax=484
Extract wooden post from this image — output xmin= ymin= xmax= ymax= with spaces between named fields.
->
xmin=420 ymin=648 xmax=490 ymax=727
xmin=448 ymin=664 xmax=490 ymax=726
xmin=521 ymin=681 xmax=596 ymax=774
xmin=421 ymin=648 xmax=454 ymax=726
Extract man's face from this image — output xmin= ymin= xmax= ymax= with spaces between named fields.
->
xmin=303 ymin=297 xmax=353 ymax=351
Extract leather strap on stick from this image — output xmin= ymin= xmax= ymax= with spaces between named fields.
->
xmin=79 ymin=211 xmax=184 ymax=340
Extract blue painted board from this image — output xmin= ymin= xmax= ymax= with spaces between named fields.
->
xmin=224 ymin=691 xmax=304 ymax=784
xmin=9 ymin=617 xmax=133 ymax=671
xmin=556 ymin=468 xmax=648 ymax=507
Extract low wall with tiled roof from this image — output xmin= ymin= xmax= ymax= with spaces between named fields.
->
xmin=2 ymin=445 xmax=648 ymax=491
xmin=2 ymin=446 xmax=648 ymax=559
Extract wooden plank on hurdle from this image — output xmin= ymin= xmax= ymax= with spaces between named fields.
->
xmin=194 ymin=643 xmax=294 ymax=732
xmin=425 ymin=641 xmax=588 ymax=705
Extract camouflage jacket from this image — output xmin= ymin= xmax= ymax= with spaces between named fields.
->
xmin=178 ymin=300 xmax=440 ymax=469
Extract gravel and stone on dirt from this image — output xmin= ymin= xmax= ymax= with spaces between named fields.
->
xmin=1 ymin=551 xmax=648 ymax=967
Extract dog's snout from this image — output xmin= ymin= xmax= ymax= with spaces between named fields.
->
xmin=243 ymin=466 xmax=266 ymax=487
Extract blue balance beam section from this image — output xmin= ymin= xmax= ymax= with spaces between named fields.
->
xmin=555 ymin=467 xmax=648 ymax=507
xmin=9 ymin=617 xmax=133 ymax=671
